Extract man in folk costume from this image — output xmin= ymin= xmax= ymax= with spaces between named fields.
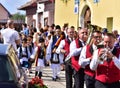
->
xmin=46 ymin=25 xmax=64 ymax=81
xmin=30 ymin=37 xmax=45 ymax=78
xmin=79 ymin=31 xmax=102 ymax=88
xmin=90 ymin=33 xmax=120 ymax=88
xmin=70 ymin=28 xmax=88 ymax=88
xmin=56 ymin=26 xmax=75 ymax=88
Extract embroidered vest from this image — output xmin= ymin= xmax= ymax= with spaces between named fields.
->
xmin=52 ymin=35 xmax=60 ymax=49
xmin=51 ymin=36 xmax=60 ymax=64
xmin=85 ymin=44 xmax=95 ymax=77
xmin=19 ymin=46 xmax=28 ymax=59
xmin=96 ymin=47 xmax=120 ymax=83
xmin=71 ymin=38 xmax=83 ymax=71
xmin=64 ymin=38 xmax=71 ymax=59
xmin=38 ymin=47 xmax=44 ymax=59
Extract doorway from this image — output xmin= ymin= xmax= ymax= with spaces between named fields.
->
xmin=80 ymin=6 xmax=91 ymax=28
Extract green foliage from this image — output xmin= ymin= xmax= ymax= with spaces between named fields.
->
xmin=11 ymin=12 xmax=25 ymax=22
xmin=34 ymin=84 xmax=48 ymax=88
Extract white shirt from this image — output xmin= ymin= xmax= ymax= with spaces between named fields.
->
xmin=79 ymin=44 xmax=97 ymax=68
xmin=70 ymin=39 xmax=85 ymax=57
xmin=30 ymin=47 xmax=38 ymax=59
xmin=90 ymin=47 xmax=120 ymax=71
xmin=1 ymin=28 xmax=20 ymax=51
xmin=46 ymin=36 xmax=60 ymax=61
xmin=56 ymin=37 xmax=73 ymax=54
xmin=56 ymin=38 xmax=72 ymax=59
xmin=56 ymin=40 xmax=65 ymax=54
xmin=46 ymin=36 xmax=53 ymax=61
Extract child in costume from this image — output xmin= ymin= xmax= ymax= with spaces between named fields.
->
xmin=30 ymin=37 xmax=45 ymax=78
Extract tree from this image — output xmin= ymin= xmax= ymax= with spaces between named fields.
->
xmin=10 ymin=12 xmax=25 ymax=32
xmin=11 ymin=12 xmax=25 ymax=23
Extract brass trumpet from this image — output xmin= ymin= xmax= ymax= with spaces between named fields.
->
xmin=99 ymin=46 xmax=111 ymax=64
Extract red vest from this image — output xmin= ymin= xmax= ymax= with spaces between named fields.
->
xmin=96 ymin=47 xmax=120 ymax=83
xmin=85 ymin=45 xmax=95 ymax=77
xmin=64 ymin=39 xmax=70 ymax=59
xmin=71 ymin=39 xmax=82 ymax=71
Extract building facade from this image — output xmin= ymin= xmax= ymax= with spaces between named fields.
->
xmin=18 ymin=0 xmax=55 ymax=31
xmin=55 ymin=0 xmax=120 ymax=33
xmin=0 ymin=3 xmax=11 ymax=24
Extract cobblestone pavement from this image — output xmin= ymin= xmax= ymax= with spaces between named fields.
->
xmin=28 ymin=66 xmax=66 ymax=88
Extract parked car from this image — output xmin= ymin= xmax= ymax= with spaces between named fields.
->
xmin=0 ymin=44 xmax=28 ymax=88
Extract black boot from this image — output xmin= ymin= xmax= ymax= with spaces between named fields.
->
xmin=38 ymin=71 xmax=42 ymax=78
xmin=35 ymin=71 xmax=38 ymax=77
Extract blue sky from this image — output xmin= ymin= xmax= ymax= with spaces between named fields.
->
xmin=0 ymin=0 xmax=30 ymax=14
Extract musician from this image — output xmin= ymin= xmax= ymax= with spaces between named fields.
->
xmin=56 ymin=26 xmax=75 ymax=88
xmin=46 ymin=25 xmax=64 ymax=81
xmin=90 ymin=33 xmax=120 ymax=88
xmin=70 ymin=28 xmax=88 ymax=88
xmin=79 ymin=31 xmax=102 ymax=88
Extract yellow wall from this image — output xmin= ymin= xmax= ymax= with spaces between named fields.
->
xmin=55 ymin=0 xmax=78 ymax=29
xmin=55 ymin=0 xmax=120 ymax=33
xmin=80 ymin=0 xmax=120 ymax=33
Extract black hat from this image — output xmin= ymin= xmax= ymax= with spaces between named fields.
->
xmin=55 ymin=25 xmax=61 ymax=29
xmin=102 ymin=28 xmax=108 ymax=33
xmin=39 ymin=37 xmax=44 ymax=43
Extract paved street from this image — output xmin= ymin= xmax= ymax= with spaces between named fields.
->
xmin=28 ymin=66 xmax=87 ymax=88
xmin=28 ymin=66 xmax=66 ymax=88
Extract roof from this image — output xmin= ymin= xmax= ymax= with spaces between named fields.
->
xmin=0 ymin=3 xmax=11 ymax=17
xmin=18 ymin=0 xmax=37 ymax=10
xmin=18 ymin=0 xmax=49 ymax=10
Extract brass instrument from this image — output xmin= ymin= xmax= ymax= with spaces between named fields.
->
xmin=86 ymin=24 xmax=102 ymax=44
xmin=99 ymin=46 xmax=111 ymax=64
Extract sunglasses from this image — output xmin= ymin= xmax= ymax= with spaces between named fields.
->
xmin=94 ymin=36 xmax=101 ymax=39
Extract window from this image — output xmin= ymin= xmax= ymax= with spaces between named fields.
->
xmin=0 ymin=55 xmax=16 ymax=81
xmin=94 ymin=0 xmax=100 ymax=3
xmin=107 ymin=17 xmax=113 ymax=32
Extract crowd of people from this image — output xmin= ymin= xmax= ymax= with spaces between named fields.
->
xmin=0 ymin=19 xmax=120 ymax=88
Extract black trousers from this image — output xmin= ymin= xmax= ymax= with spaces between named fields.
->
xmin=85 ymin=74 xmax=95 ymax=88
xmin=65 ymin=63 xmax=74 ymax=88
xmin=95 ymin=80 xmax=120 ymax=88
xmin=74 ymin=68 xmax=84 ymax=88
